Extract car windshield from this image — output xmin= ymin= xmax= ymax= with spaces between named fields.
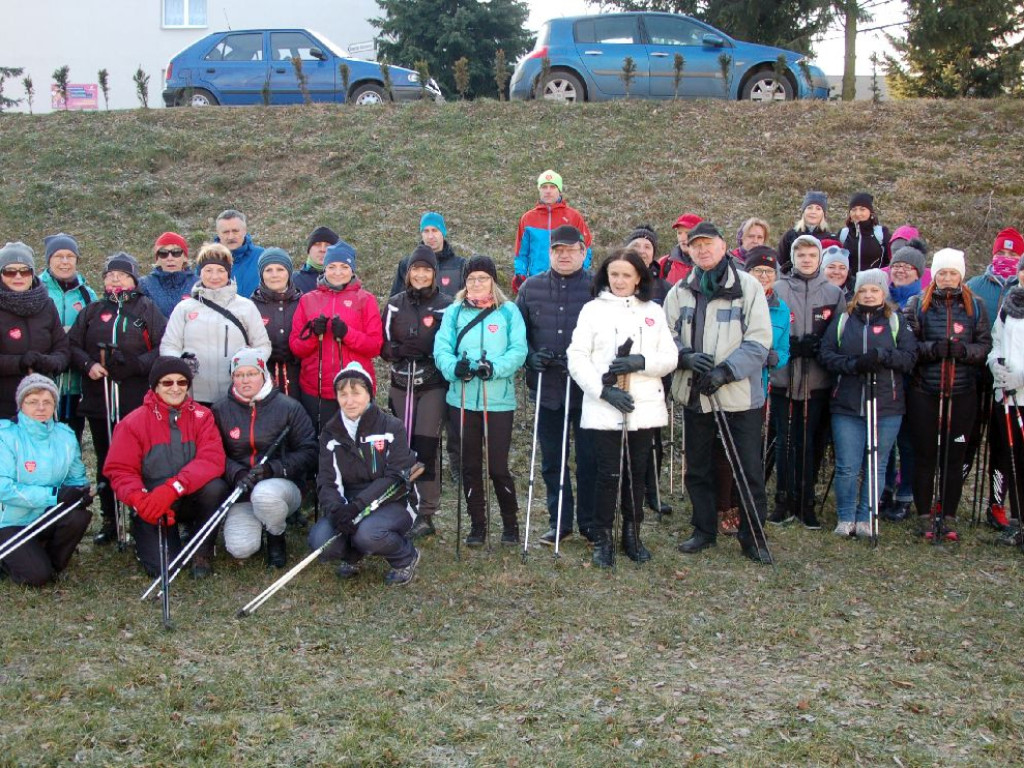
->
xmin=307 ymin=30 xmax=350 ymax=59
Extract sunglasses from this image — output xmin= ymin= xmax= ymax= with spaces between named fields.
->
xmin=158 ymin=378 xmax=189 ymax=388
xmin=1 ymin=267 xmax=33 ymax=278
xmin=156 ymin=249 xmax=185 ymax=258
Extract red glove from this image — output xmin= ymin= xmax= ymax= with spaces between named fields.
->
xmin=511 ymin=274 xmax=526 ymax=295
xmin=136 ymin=482 xmax=180 ymax=526
xmin=126 ymin=490 xmax=147 ymax=511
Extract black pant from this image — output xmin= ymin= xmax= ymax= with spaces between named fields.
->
xmin=685 ymin=408 xmax=768 ymax=545
xmin=0 ymin=506 xmax=92 ymax=586
xmin=59 ymin=394 xmax=85 ymax=444
xmin=908 ymin=390 xmax=976 ymax=519
xmin=449 ymin=408 xmax=518 ymax=530
xmin=299 ymin=391 xmax=340 ymax=436
xmin=87 ymin=415 xmax=116 ymax=523
xmin=591 ymin=427 xmax=652 ymax=532
xmin=536 ymin=403 xmax=595 ymax=533
xmin=772 ymin=391 xmax=828 ymax=513
xmin=987 ymin=399 xmax=1024 ymax=515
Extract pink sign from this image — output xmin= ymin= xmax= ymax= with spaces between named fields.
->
xmin=51 ymin=84 xmax=99 ymax=111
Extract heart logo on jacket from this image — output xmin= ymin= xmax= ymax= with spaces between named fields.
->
xmin=873 ymin=326 xmax=884 ymax=334
xmin=344 ymin=300 xmax=353 ymax=308
xmin=822 ymin=308 xmax=832 ymax=320
xmin=422 ymin=316 xmax=434 ymax=327
xmin=645 ymin=317 xmax=655 ymax=327
xmin=487 ymin=324 xmax=498 ymax=333
xmin=229 ymin=427 xmax=241 ymax=439
xmin=73 ymin=302 xmax=83 ymax=311
xmin=8 ymin=328 xmax=21 ymax=340
xmin=441 ymin=277 xmax=450 ymax=285
xmin=262 ymin=316 xmax=270 ymax=326
xmin=374 ymin=440 xmax=386 ymax=451
xmin=24 ymin=461 xmax=36 ymax=472
xmin=953 ymin=323 xmax=964 ymax=334
xmin=100 ymin=313 xmax=113 ymax=323
xmin=188 ymin=312 xmax=199 ymax=321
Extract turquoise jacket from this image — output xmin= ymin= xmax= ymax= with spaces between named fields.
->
xmin=765 ymin=294 xmax=791 ymax=395
xmin=434 ymin=299 xmax=528 ymax=412
xmin=0 ymin=416 xmax=88 ymax=528
xmin=39 ymin=269 xmax=97 ymax=400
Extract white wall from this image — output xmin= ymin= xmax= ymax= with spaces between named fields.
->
xmin=0 ymin=0 xmax=379 ymax=113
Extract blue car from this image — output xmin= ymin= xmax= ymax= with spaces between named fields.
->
xmin=162 ymin=28 xmax=443 ymax=107
xmin=510 ymin=13 xmax=829 ymax=102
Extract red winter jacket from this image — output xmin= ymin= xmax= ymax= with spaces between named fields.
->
xmin=104 ymin=390 xmax=226 ymax=500
xmin=289 ymin=279 xmax=383 ymax=396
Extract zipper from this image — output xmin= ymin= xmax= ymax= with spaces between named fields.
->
xmin=249 ymin=403 xmax=257 ymax=467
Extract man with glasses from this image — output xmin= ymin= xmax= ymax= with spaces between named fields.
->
xmin=215 ymin=209 xmax=264 ymax=299
xmin=139 ymin=232 xmax=198 ymax=318
xmin=104 ymin=356 xmax=229 ymax=579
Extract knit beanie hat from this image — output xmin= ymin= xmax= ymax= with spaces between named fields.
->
xmin=44 ymin=233 xmax=80 ymax=262
xmin=15 ymin=373 xmax=60 ymax=410
xmin=820 ymin=245 xmax=850 ymax=271
xmin=932 ymin=248 xmax=966 ymax=280
xmin=744 ymin=245 xmax=779 ymax=272
xmin=849 ymin=192 xmax=874 ymax=213
xmin=0 ymin=242 xmax=36 ymax=272
xmin=551 ymin=225 xmax=584 ymax=247
xmin=196 ymin=244 xmax=233 ymax=277
xmin=258 ymin=247 xmax=294 ymax=277
xmin=103 ymin=252 xmax=140 ymax=283
xmin=324 ymin=240 xmax=356 ymax=270
xmin=672 ymin=213 xmax=703 ymax=230
xmin=537 ymin=170 xmax=563 ymax=192
xmin=791 ymin=234 xmax=823 ymax=259
xmin=463 ymin=254 xmax=498 ymax=282
xmin=149 ymin=356 xmax=194 ymax=390
xmin=305 ymin=226 xmax=340 ymax=254
xmin=154 ymin=232 xmax=189 ymax=258
xmin=420 ymin=212 xmax=447 ymax=238
xmin=626 ymin=224 xmax=658 ymax=252
xmin=890 ymin=244 xmax=926 ymax=277
xmin=993 ymin=227 xmax=1024 ymax=258
xmin=409 ymin=244 xmax=438 ymax=271
xmin=801 ymin=191 xmax=828 ymax=212
xmin=854 ymin=268 xmax=891 ymax=300
xmin=333 ymin=361 xmax=373 ymax=391
xmin=229 ymin=347 xmax=269 ymax=381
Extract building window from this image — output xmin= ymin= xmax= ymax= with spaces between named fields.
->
xmin=163 ymin=0 xmax=208 ymax=28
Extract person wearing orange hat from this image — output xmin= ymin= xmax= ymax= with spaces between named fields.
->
xmin=139 ymin=232 xmax=197 ymax=318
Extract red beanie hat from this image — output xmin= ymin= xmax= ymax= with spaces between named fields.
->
xmin=154 ymin=231 xmax=189 ymax=258
xmin=993 ymin=227 xmax=1024 ymax=258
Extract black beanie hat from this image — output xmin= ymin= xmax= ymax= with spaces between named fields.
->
xmin=306 ymin=226 xmax=340 ymax=253
xmin=409 ymin=244 xmax=438 ymax=271
xmin=463 ymin=254 xmax=497 ymax=282
xmin=849 ymin=192 xmax=874 ymax=213
xmin=744 ymin=245 xmax=780 ymax=272
xmin=149 ymin=356 xmax=194 ymax=390
xmin=103 ymin=252 xmax=140 ymax=283
xmin=626 ymin=224 xmax=659 ymax=252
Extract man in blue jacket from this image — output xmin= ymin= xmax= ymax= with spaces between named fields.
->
xmin=215 ymin=209 xmax=264 ymax=299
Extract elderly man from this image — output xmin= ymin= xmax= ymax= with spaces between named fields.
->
xmin=664 ymin=222 xmax=774 ymax=564
xmin=215 ymin=209 xmax=264 ymax=298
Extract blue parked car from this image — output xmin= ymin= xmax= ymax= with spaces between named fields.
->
xmin=510 ymin=13 xmax=829 ymax=102
xmin=162 ymin=28 xmax=443 ymax=107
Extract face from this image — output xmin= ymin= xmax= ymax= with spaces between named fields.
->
xmin=849 ymin=206 xmax=872 ymax=224
xmin=741 ymin=225 xmax=766 ymax=251
xmin=793 ymin=245 xmax=821 ymax=276
xmin=216 ymin=217 xmax=247 ymax=250
xmin=996 ymin=248 xmax=1018 ymax=260
xmin=421 ymin=226 xmax=444 ymax=252
xmin=325 ymin=262 xmax=353 ymax=286
xmin=48 ymin=250 xmax=78 ymax=280
xmin=262 ymin=264 xmax=290 ymax=291
xmin=308 ymin=241 xmax=329 ymax=266
xmin=803 ymin=204 xmax=824 ymax=228
xmin=749 ymin=266 xmax=777 ymax=294
xmin=336 ymin=380 xmax=371 ymax=420
xmin=550 ymin=243 xmax=586 ymax=276
xmin=538 ymin=184 xmax=560 ymax=205
xmin=155 ymin=245 xmax=187 ymax=273
xmin=627 ymin=238 xmax=655 ymax=266
xmin=934 ymin=267 xmax=962 ymax=290
xmin=607 ymin=259 xmax=641 ymax=297
xmin=1 ymin=263 xmax=34 ymax=292
xmin=232 ymin=366 xmax=266 ymax=399
xmin=824 ymin=261 xmax=849 ymax=287
xmin=465 ymin=271 xmax=493 ymax=300
xmin=689 ymin=236 xmax=727 ymax=272
xmin=857 ymin=284 xmax=885 ymax=307
xmin=104 ymin=270 xmax=135 ymax=294
xmin=675 ymin=227 xmax=691 ymax=251
xmin=408 ymin=263 xmax=434 ymax=290
xmin=21 ymin=390 xmax=55 ymax=423
xmin=155 ymin=375 xmax=189 ymax=407
xmin=889 ymin=262 xmax=919 ymax=287
xmin=201 ymin=263 xmax=229 ymax=289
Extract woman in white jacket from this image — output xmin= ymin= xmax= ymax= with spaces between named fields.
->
xmin=567 ymin=248 xmax=677 ymax=568
xmin=161 ymin=244 xmax=271 ymax=404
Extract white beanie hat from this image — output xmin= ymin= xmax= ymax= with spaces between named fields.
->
xmin=931 ymin=248 xmax=966 ymax=280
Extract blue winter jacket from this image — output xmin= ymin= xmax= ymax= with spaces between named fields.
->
xmin=965 ymin=267 xmax=1016 ymax=325
xmin=434 ymin=299 xmax=528 ymax=412
xmin=217 ymin=235 xmax=264 ymax=299
xmin=139 ymin=267 xmax=199 ymax=318
xmin=0 ymin=416 xmax=88 ymax=527
xmin=39 ymin=269 xmax=97 ymax=399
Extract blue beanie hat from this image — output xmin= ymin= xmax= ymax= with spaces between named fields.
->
xmin=258 ymin=247 xmax=294 ymax=276
xmin=44 ymin=233 xmax=80 ymax=262
xmin=324 ymin=240 xmax=356 ymax=271
xmin=420 ymin=212 xmax=447 ymax=239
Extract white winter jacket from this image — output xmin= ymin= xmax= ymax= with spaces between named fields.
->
xmin=567 ymin=290 xmax=678 ymax=431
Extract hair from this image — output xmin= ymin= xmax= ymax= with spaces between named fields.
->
xmin=21 ymin=387 xmax=56 ymax=404
xmin=846 ymin=294 xmax=894 ymax=318
xmin=740 ymin=217 xmax=771 ymax=244
xmin=216 ymin=209 xmax=246 ymax=225
xmin=919 ymin=280 xmax=976 ymax=317
xmin=196 ymin=242 xmax=233 ymax=266
xmin=454 ymin=281 xmax=510 ymax=307
xmin=405 ymin=265 xmax=437 ymax=292
xmin=335 ymin=376 xmax=372 ymax=396
xmin=592 ymin=247 xmax=654 ymax=302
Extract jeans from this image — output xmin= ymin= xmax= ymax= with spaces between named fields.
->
xmin=536 ymin=403 xmax=595 ymax=533
xmin=832 ymin=413 xmax=902 ymax=524
xmin=884 ymin=418 xmax=916 ymax=503
xmin=308 ymin=502 xmax=416 ymax=568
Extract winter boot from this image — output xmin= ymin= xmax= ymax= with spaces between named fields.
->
xmin=501 ymin=524 xmax=520 ymax=546
xmin=987 ymin=504 xmax=1011 ymax=532
xmin=190 ymin=554 xmax=213 ymax=580
xmin=465 ymin=515 xmax=486 ymax=548
xmin=800 ymin=499 xmax=821 ymax=530
xmin=408 ymin=515 xmax=436 ymax=540
xmin=266 ymin=532 xmax=287 ymax=569
xmin=93 ymin=516 xmax=117 ymax=546
xmin=879 ymin=488 xmax=894 ymax=518
xmin=592 ymin=529 xmax=615 ymax=568
xmin=621 ymin=521 xmax=652 ymax=563
xmin=768 ymin=494 xmax=794 ymax=525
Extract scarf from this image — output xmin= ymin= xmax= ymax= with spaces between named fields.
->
xmin=466 ymin=295 xmax=494 ymax=309
xmin=697 ymin=258 xmax=729 ymax=299
xmin=889 ymin=279 xmax=921 ymax=309
xmin=304 ymin=258 xmax=325 ymax=273
xmin=992 ymin=255 xmax=1018 ymax=279
xmin=0 ymin=281 xmax=52 ymax=317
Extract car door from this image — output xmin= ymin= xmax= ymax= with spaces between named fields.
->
xmin=573 ymin=15 xmax=648 ymax=98
xmin=268 ymin=31 xmax=339 ymax=104
xmin=199 ymin=32 xmax=268 ymax=105
xmin=642 ymin=15 xmax=731 ymax=99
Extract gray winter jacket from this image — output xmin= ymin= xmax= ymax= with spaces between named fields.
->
xmin=771 ymin=270 xmax=846 ymax=398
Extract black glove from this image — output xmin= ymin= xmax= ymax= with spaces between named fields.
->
xmin=233 ymin=468 xmax=257 ymax=493
xmin=328 ymin=501 xmax=361 ymax=534
xmin=454 ymin=356 xmax=474 ymax=382
xmin=679 ymin=351 xmax=715 ymax=375
xmin=788 ymin=336 xmax=804 ymax=357
xmin=310 ymin=315 xmax=329 ymax=337
xmin=800 ymin=334 xmax=821 ymax=358
xmin=19 ymin=351 xmax=41 ymax=372
xmin=250 ymin=463 xmax=273 ymax=484
xmin=526 ymin=349 xmax=555 ymax=372
xmin=854 ymin=348 xmax=882 ymax=373
xmin=696 ymin=365 xmax=734 ymax=396
xmin=180 ymin=352 xmax=199 ymax=376
xmin=766 ymin=349 xmax=779 ymax=368
xmin=949 ymin=340 xmax=968 ymax=360
xmin=107 ymin=349 xmax=140 ymax=378
xmin=600 ymin=385 xmax=635 ymax=413
xmin=56 ymin=485 xmax=90 ymax=506
xmin=331 ymin=316 xmax=348 ymax=342
xmin=608 ymin=354 xmax=646 ymax=375
xmin=932 ymin=340 xmax=951 ymax=359
xmin=475 ymin=359 xmax=494 ymax=381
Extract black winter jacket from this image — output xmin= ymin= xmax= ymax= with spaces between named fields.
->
xmin=516 ymin=268 xmax=593 ymax=410
xmin=390 ymin=241 xmax=466 ymax=299
xmin=842 ymin=219 xmax=891 ymax=276
xmin=819 ymin=303 xmax=918 ymax=418
xmin=251 ymin=284 xmax=302 ymax=398
xmin=293 ymin=265 xmax=321 ymax=295
xmin=381 ymin=286 xmax=452 ymax=391
xmin=68 ymin=291 xmax=167 ymax=418
xmin=904 ymin=288 xmax=992 ymax=396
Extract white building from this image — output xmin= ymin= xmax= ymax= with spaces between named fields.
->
xmin=1 ymin=0 xmax=379 ymax=113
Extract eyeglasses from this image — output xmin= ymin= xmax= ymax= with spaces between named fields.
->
xmin=51 ymin=254 xmax=77 ymax=261
xmin=158 ymin=378 xmax=189 ymax=388
xmin=465 ymin=275 xmax=492 ymax=284
xmin=156 ymin=248 xmax=185 ymax=258
xmin=1 ymin=268 xmax=33 ymax=278
xmin=232 ymin=371 xmax=263 ymax=380
xmin=889 ymin=263 xmax=914 ymax=272
xmin=749 ymin=268 xmax=776 ymax=278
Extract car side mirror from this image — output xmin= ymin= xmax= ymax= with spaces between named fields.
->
xmin=702 ymin=34 xmax=725 ymax=48
xmin=310 ymin=47 xmax=328 ymax=61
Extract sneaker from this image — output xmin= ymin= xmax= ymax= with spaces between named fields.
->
xmin=768 ymin=504 xmax=794 ymax=525
xmin=539 ymin=528 xmax=571 ymax=546
xmin=385 ymin=548 xmax=420 ymax=586
xmin=996 ymin=528 xmax=1024 ymax=546
xmin=833 ymin=521 xmax=855 ymax=537
xmin=854 ymin=521 xmax=872 ymax=539
xmin=718 ymin=508 xmax=740 ymax=536
xmin=580 ymin=528 xmax=600 ymax=546
xmin=335 ymin=560 xmax=362 ymax=580
xmin=987 ymin=504 xmax=1011 ymax=532
xmin=884 ymin=501 xmax=912 ymax=522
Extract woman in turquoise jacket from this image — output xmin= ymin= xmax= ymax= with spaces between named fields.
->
xmin=0 ymin=374 xmax=92 ymax=586
xmin=434 ymin=256 xmax=527 ymax=548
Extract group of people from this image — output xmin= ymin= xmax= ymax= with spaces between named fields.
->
xmin=2 ymin=174 xmax=1024 ymax=590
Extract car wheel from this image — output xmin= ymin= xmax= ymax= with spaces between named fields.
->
xmin=181 ymin=88 xmax=219 ymax=107
xmin=538 ymin=71 xmax=584 ymax=103
xmin=351 ymin=83 xmax=388 ymax=105
xmin=741 ymin=69 xmax=794 ymax=102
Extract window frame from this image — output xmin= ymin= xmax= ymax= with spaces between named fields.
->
xmin=162 ymin=0 xmax=208 ymax=30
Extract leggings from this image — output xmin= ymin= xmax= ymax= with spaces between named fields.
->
xmin=908 ymin=390 xmax=976 ymax=519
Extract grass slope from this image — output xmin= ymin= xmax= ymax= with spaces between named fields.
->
xmin=2 ymin=101 xmax=1024 ymax=766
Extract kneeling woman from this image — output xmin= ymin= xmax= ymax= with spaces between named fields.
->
xmin=308 ymin=363 xmax=421 ymax=586
xmin=0 ymin=375 xmax=92 ymax=586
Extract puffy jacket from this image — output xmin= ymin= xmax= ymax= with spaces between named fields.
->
xmin=819 ymin=304 xmax=918 ymax=418
xmin=220 ymin=234 xmax=264 ymax=299
xmin=0 ymin=282 xmax=71 ymax=421
xmin=657 ymin=245 xmax=693 ymax=286
xmin=434 ymin=297 xmax=528 ymax=412
xmin=772 ymin=270 xmax=846 ymax=397
xmin=966 ymin=267 xmax=1015 ymax=325
xmin=212 ymin=385 xmax=317 ymax=486
xmin=138 ymin=267 xmax=199 ymax=318
xmin=0 ymin=416 xmax=87 ymax=528
xmin=161 ymin=281 xmax=272 ymax=404
xmin=765 ymin=293 xmax=791 ymax=395
xmin=293 ymin=264 xmax=323 ymax=295
xmin=251 ymin=284 xmax=303 ymax=399
xmin=39 ymin=269 xmax=96 ymax=399
xmin=290 ymin=278 xmax=383 ymax=396
xmin=988 ymin=286 xmax=1024 ymax=400
xmin=841 ymin=220 xmax=891 ymax=276
xmin=665 ymin=259 xmax=773 ymax=414
xmin=514 ymin=200 xmax=592 ymax=277
xmin=390 ymin=241 xmax=467 ymax=298
xmin=568 ymin=290 xmax=677 ymax=431
xmin=68 ymin=291 xmax=167 ymax=418
xmin=778 ymin=225 xmax=835 ymax=274
xmin=904 ymin=288 xmax=992 ymax=396
xmin=105 ymin=390 xmax=226 ymax=500
xmin=381 ymin=286 xmax=452 ymax=392
xmin=516 ymin=268 xmax=592 ymax=410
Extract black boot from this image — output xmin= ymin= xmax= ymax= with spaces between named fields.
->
xmin=768 ymin=494 xmax=793 ymax=525
xmin=646 ymin=494 xmax=673 ymax=516
xmin=465 ymin=517 xmax=486 ymax=548
xmin=621 ymin=521 xmax=652 ymax=563
xmin=409 ymin=515 xmax=436 ymax=540
xmin=266 ymin=532 xmax=287 ymax=569
xmin=501 ymin=523 xmax=520 ymax=546
xmin=592 ymin=529 xmax=615 ymax=568
xmin=93 ymin=517 xmax=117 ymax=546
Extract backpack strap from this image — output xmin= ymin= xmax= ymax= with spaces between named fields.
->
xmin=454 ymin=305 xmax=496 ymax=353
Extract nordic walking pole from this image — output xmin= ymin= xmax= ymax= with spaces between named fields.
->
xmin=668 ymin=399 xmax=675 ymax=496
xmin=0 ymin=498 xmax=86 ymax=563
xmin=158 ymin=514 xmax=173 ymax=631
xmin=404 ymin=361 xmax=417 ymax=447
xmin=799 ymin=357 xmax=811 ymax=521
xmin=866 ymin=371 xmax=879 ymax=546
xmin=521 ymin=369 xmax=543 ymax=562
xmin=933 ymin=358 xmax=957 ymax=543
xmin=480 ymin=351 xmax=492 ymax=553
xmin=553 ymin=372 xmax=572 ymax=557
xmin=314 ymin=332 xmax=324 ymax=522
xmin=456 ymin=356 xmax=468 ymax=562
xmin=970 ymin=387 xmax=991 ymax=527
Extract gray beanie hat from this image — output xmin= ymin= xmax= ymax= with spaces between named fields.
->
xmin=15 ymin=374 xmax=60 ymax=410
xmin=891 ymin=245 xmax=926 ymax=277
xmin=801 ymin=191 xmax=828 ymax=213
xmin=820 ymin=245 xmax=850 ymax=271
xmin=229 ymin=347 xmax=270 ymax=380
xmin=43 ymin=233 xmax=80 ymax=262
xmin=258 ymin=247 xmax=294 ymax=277
xmin=791 ymin=234 xmax=823 ymax=260
xmin=0 ymin=242 xmax=36 ymax=272
xmin=854 ymin=268 xmax=891 ymax=300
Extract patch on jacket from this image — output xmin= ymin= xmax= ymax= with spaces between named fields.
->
xmin=100 ymin=312 xmax=112 ymax=323
xmin=73 ymin=302 xmax=83 ymax=311
xmin=344 ymin=300 xmax=353 ymax=307
xmin=24 ymin=461 xmax=36 ymax=472
xmin=441 ymin=277 xmax=450 ymax=285
xmin=423 ymin=316 xmax=434 ymax=327
xmin=229 ymin=427 xmax=241 ymax=439
xmin=645 ymin=317 xmax=655 ymax=326
xmin=8 ymin=328 xmax=21 ymax=340
xmin=487 ymin=324 xmax=498 ymax=333
xmin=873 ymin=326 xmax=884 ymax=334
xmin=953 ymin=322 xmax=964 ymax=334
xmin=262 ymin=316 xmax=270 ymax=325
xmin=187 ymin=312 xmax=199 ymax=321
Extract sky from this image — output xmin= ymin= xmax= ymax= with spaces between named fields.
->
xmin=524 ymin=0 xmax=908 ymax=76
